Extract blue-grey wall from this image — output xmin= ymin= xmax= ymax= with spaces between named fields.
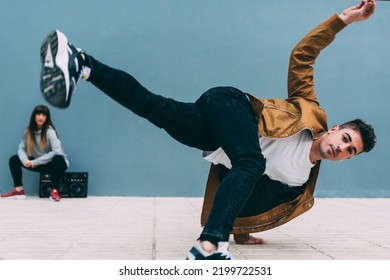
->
xmin=0 ymin=0 xmax=389 ymax=197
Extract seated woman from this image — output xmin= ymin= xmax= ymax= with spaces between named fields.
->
xmin=1 ymin=105 xmax=68 ymax=201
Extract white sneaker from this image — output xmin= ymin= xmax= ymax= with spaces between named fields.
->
xmin=186 ymin=241 xmax=235 ymax=260
xmin=40 ymin=30 xmax=88 ymax=108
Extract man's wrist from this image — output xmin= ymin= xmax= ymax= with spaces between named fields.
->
xmin=338 ymin=13 xmax=351 ymax=25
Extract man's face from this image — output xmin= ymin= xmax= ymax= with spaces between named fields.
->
xmin=319 ymin=125 xmax=364 ymax=161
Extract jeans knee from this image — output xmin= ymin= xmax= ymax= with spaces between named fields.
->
xmin=52 ymin=155 xmax=67 ymax=171
xmin=52 ymin=155 xmax=63 ymax=161
xmin=9 ymin=155 xmax=20 ymax=167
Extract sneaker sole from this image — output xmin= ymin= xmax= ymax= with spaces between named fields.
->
xmin=49 ymin=196 xmax=61 ymax=202
xmin=0 ymin=195 xmax=27 ymax=200
xmin=40 ymin=30 xmax=71 ymax=108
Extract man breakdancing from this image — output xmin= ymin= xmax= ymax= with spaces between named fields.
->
xmin=39 ymin=1 xmax=376 ymax=259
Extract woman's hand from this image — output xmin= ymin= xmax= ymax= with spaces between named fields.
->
xmin=24 ymin=160 xmax=35 ymax=168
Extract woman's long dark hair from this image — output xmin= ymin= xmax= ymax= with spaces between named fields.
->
xmin=26 ymin=105 xmax=58 ymax=155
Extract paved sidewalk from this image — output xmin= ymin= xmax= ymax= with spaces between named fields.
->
xmin=0 ymin=197 xmax=389 ymax=260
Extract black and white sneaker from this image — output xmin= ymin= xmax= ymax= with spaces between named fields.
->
xmin=186 ymin=241 xmax=235 ymax=260
xmin=40 ymin=30 xmax=87 ymax=108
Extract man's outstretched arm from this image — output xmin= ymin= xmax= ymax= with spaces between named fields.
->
xmin=287 ymin=0 xmax=376 ymax=101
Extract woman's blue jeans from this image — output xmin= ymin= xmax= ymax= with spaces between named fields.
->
xmin=87 ymin=55 xmax=266 ymax=244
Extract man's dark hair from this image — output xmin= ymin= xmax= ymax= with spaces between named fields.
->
xmin=340 ymin=119 xmax=376 ymax=153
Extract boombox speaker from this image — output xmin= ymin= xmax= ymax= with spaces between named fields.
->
xmin=39 ymin=172 xmax=88 ymax=198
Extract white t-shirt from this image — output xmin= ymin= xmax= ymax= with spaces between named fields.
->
xmin=202 ymin=130 xmax=315 ymax=187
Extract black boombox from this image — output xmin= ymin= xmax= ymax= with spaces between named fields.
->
xmin=39 ymin=172 xmax=88 ymax=198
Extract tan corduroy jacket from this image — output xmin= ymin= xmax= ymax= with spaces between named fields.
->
xmin=201 ymin=14 xmax=347 ymax=235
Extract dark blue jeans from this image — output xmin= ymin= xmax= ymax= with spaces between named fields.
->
xmin=87 ymin=56 xmax=266 ymax=244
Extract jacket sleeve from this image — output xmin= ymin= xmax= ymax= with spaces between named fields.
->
xmin=17 ymin=134 xmax=29 ymax=164
xmin=287 ymin=14 xmax=347 ymax=102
